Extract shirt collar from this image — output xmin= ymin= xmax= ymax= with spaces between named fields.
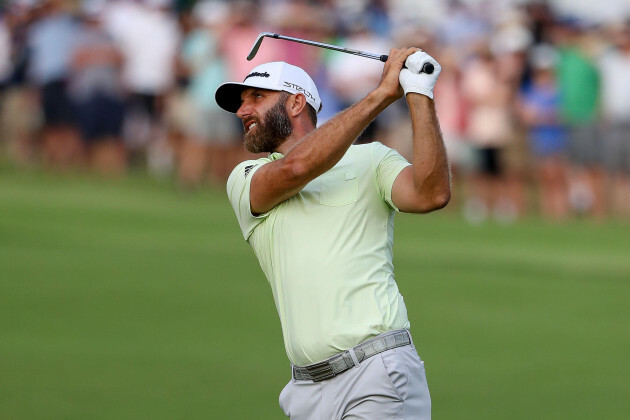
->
xmin=269 ymin=152 xmax=284 ymax=161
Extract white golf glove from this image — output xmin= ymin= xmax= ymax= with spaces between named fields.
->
xmin=399 ymin=51 xmax=441 ymax=99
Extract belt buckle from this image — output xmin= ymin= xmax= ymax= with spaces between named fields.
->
xmin=305 ymin=360 xmax=335 ymax=382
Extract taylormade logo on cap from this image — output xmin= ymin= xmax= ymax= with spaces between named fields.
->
xmin=244 ymin=71 xmax=270 ymax=81
xmin=215 ymin=61 xmax=322 ymax=114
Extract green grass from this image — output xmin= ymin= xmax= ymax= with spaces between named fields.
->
xmin=1 ymin=167 xmax=628 ymax=419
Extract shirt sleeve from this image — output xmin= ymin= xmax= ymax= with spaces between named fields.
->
xmin=226 ymin=158 xmax=271 ymax=240
xmin=372 ymin=142 xmax=412 ymax=211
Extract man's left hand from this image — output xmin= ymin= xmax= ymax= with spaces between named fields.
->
xmin=399 ymin=51 xmax=441 ymax=99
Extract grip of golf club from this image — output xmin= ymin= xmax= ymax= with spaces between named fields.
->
xmin=380 ymin=55 xmax=435 ymax=74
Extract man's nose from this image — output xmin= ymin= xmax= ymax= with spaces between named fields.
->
xmin=236 ymin=101 xmax=251 ymax=119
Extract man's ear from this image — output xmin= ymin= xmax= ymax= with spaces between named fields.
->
xmin=287 ymin=93 xmax=307 ymax=117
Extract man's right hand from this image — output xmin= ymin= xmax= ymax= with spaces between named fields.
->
xmin=375 ymin=48 xmax=422 ymax=103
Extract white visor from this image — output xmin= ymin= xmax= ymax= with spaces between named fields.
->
xmin=215 ymin=61 xmax=322 ymax=114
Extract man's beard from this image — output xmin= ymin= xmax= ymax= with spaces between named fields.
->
xmin=243 ymin=95 xmax=293 ymax=154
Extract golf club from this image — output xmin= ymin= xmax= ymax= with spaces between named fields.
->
xmin=247 ymin=32 xmax=434 ymax=74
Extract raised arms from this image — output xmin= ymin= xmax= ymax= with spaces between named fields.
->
xmin=247 ymin=48 xmax=420 ymax=215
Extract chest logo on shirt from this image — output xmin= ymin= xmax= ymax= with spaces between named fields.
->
xmin=244 ymin=165 xmax=257 ymax=178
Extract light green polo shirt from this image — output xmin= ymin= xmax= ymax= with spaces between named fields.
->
xmin=227 ymin=142 xmax=412 ymax=366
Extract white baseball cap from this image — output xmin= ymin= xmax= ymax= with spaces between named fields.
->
xmin=215 ymin=61 xmax=322 ymax=114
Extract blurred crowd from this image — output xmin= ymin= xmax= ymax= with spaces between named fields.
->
xmin=1 ymin=0 xmax=630 ymax=223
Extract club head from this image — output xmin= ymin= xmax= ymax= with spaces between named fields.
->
xmin=247 ymin=32 xmax=275 ymax=61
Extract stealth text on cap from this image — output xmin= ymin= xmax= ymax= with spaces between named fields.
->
xmin=244 ymin=71 xmax=270 ymax=81
xmin=283 ymin=82 xmax=315 ymax=102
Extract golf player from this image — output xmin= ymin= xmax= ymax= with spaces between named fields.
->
xmin=216 ymin=48 xmax=450 ymax=419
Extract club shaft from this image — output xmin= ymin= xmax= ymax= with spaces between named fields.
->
xmin=250 ymin=32 xmax=433 ymax=74
xmin=265 ymin=33 xmax=387 ymax=62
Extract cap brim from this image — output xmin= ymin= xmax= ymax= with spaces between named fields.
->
xmin=215 ymin=81 xmax=282 ymax=113
xmin=215 ymin=83 xmax=247 ymax=113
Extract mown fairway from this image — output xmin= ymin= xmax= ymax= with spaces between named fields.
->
xmin=1 ymin=167 xmax=629 ymax=419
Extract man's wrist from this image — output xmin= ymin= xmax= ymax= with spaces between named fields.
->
xmin=367 ymin=88 xmax=399 ymax=111
xmin=406 ymin=92 xmax=434 ymax=106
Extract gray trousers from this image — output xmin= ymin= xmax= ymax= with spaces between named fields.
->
xmin=279 ymin=341 xmax=431 ymax=419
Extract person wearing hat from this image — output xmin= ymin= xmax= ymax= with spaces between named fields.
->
xmin=216 ymin=48 xmax=449 ymax=419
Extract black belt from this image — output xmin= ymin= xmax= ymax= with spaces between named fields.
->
xmin=292 ymin=329 xmax=411 ymax=382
